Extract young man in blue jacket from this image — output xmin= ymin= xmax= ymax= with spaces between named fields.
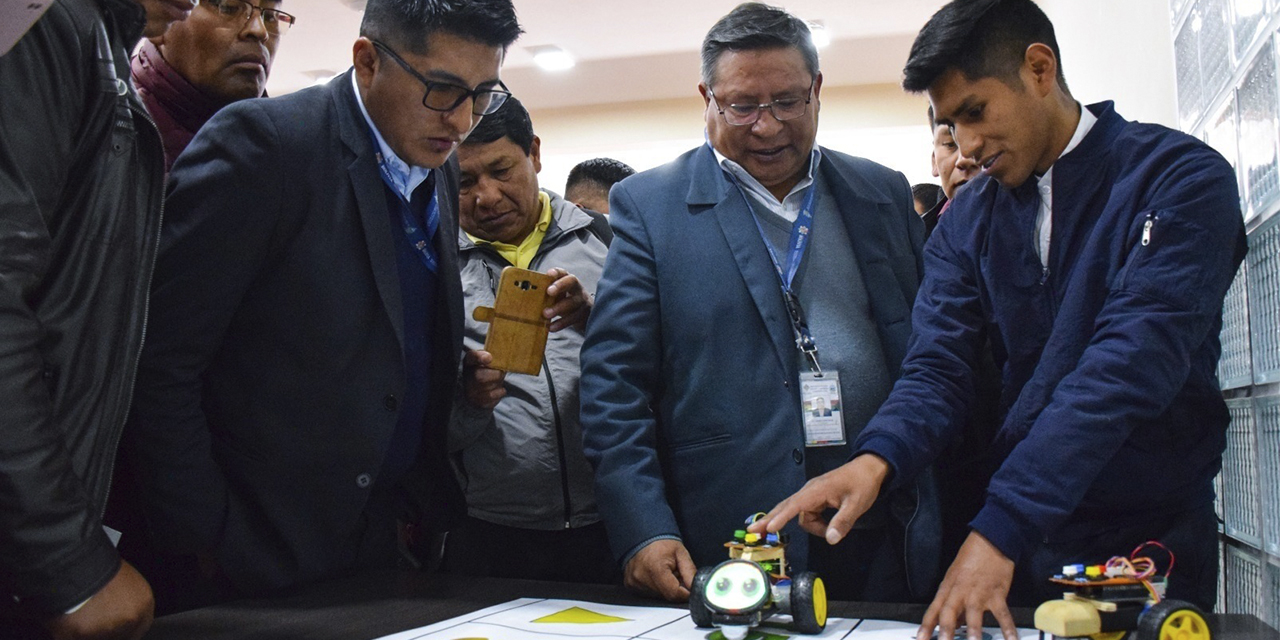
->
xmin=754 ymin=1 xmax=1246 ymax=638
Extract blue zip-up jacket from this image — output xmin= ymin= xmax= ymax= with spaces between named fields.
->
xmin=855 ymin=102 xmax=1247 ymax=562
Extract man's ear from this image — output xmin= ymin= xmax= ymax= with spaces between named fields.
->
xmin=931 ymin=151 xmax=941 ymax=178
xmin=530 ymin=135 xmax=542 ymax=174
xmin=352 ymin=38 xmax=379 ymax=89
xmin=1022 ymin=43 xmax=1059 ymax=98
xmin=699 ymin=82 xmax=719 ymax=129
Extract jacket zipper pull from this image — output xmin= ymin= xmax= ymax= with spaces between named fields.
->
xmin=1141 ymin=214 xmax=1156 ymax=247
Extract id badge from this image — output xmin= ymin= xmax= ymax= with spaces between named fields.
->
xmin=800 ymin=370 xmax=846 ymax=447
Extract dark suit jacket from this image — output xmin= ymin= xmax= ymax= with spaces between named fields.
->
xmin=580 ymin=144 xmax=939 ymax=595
xmin=122 ymin=70 xmax=464 ymax=594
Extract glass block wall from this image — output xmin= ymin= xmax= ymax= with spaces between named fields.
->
xmin=1173 ymin=0 xmax=1280 ymax=623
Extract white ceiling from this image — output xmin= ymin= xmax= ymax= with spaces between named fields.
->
xmin=265 ymin=0 xmax=952 ymax=108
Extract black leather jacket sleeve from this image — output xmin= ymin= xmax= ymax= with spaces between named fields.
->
xmin=0 ymin=3 xmax=124 ymax=616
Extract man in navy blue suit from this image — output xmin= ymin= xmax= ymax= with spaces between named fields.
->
xmin=116 ymin=0 xmax=593 ymax=613
xmin=580 ymin=2 xmax=935 ymax=604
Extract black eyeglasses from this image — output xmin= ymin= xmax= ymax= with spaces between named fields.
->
xmin=204 ymin=0 xmax=296 ymax=36
xmin=371 ymin=41 xmax=511 ymax=116
xmin=708 ymin=81 xmax=815 ymax=126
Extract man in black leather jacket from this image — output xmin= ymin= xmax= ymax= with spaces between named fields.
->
xmin=0 ymin=0 xmax=192 ymax=638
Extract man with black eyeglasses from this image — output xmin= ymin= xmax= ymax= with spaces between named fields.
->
xmin=131 ymin=0 xmax=295 ymax=172
xmin=117 ymin=0 xmax=522 ymax=612
xmin=579 ymin=2 xmax=936 ymax=605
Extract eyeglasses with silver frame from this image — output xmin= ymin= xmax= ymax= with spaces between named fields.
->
xmin=204 ymin=0 xmax=297 ymax=36
xmin=371 ymin=40 xmax=512 ymax=117
xmin=709 ymin=80 xmax=815 ymax=126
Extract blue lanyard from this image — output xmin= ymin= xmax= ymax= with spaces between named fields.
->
xmin=750 ymin=185 xmax=816 ymax=293
xmin=726 ymin=173 xmax=823 ymax=372
xmin=369 ymin=134 xmax=439 ymax=273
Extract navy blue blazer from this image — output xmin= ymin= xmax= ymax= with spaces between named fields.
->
xmin=855 ymin=102 xmax=1246 ymax=563
xmin=121 ymin=71 xmax=465 ymax=594
xmin=580 ymin=143 xmax=936 ymax=591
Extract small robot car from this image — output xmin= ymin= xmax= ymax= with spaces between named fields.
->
xmin=1034 ymin=545 xmax=1209 ymax=640
xmin=689 ymin=513 xmax=828 ymax=640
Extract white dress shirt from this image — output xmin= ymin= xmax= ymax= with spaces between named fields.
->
xmin=351 ymin=72 xmax=432 ymax=201
xmin=1036 ymin=104 xmax=1098 ymax=268
xmin=712 ymin=142 xmax=822 ymax=223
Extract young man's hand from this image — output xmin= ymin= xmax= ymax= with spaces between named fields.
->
xmin=749 ymin=454 xmax=891 ymax=544
xmin=916 ymin=531 xmax=1018 ymax=640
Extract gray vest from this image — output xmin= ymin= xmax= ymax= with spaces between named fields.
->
xmin=752 ymin=173 xmax=894 ymax=475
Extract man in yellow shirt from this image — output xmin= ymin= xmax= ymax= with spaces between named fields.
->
xmin=446 ymin=96 xmax=615 ymax=583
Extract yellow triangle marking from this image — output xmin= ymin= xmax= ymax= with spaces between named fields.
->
xmin=531 ymin=606 xmax=632 ymax=624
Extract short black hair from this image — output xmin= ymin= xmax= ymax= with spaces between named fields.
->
xmin=927 ymin=104 xmax=936 ymax=129
xmin=701 ymin=3 xmax=819 ymax=88
xmin=912 ymin=183 xmax=945 ymax=208
xmin=565 ymin=158 xmax=636 ymax=196
xmin=902 ymin=0 xmax=1066 ymax=94
xmin=462 ymin=95 xmax=534 ymax=154
xmin=360 ymin=0 xmax=522 ymax=56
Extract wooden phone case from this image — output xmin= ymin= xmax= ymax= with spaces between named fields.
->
xmin=472 ymin=267 xmax=555 ymax=375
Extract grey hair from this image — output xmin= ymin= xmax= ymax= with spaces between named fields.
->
xmin=700 ymin=3 xmax=819 ymax=88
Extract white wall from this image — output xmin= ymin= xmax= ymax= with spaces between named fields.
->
xmin=529 ymin=1 xmax=1183 ymax=195
xmin=1040 ymin=0 xmax=1179 ymax=127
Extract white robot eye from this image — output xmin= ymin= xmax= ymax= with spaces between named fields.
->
xmin=704 ymin=561 xmax=771 ymax=613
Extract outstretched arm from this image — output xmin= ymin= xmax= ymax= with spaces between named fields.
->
xmin=752 ymin=196 xmax=991 ymax=542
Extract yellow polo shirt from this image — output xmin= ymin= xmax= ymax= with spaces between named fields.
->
xmin=467 ymin=192 xmax=553 ymax=269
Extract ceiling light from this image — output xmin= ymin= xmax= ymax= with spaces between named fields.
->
xmin=808 ymin=21 xmax=831 ymax=49
xmin=530 ymin=46 xmax=575 ymax=71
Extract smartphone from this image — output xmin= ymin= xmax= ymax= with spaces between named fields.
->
xmin=474 ymin=267 xmax=555 ymax=375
